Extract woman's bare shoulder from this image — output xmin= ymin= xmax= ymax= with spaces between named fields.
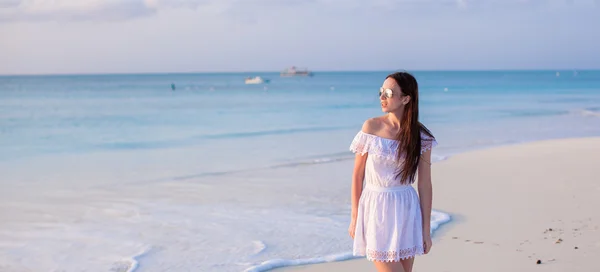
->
xmin=361 ymin=116 xmax=386 ymax=134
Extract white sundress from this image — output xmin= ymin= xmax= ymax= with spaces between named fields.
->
xmin=349 ymin=130 xmax=437 ymax=262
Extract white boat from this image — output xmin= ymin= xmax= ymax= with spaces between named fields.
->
xmin=280 ymin=66 xmax=313 ymax=77
xmin=245 ymin=76 xmax=270 ymax=84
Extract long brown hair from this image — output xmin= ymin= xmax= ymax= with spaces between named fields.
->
xmin=388 ymin=72 xmax=434 ymax=184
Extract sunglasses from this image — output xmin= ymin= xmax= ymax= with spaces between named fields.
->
xmin=379 ymin=87 xmax=394 ymax=98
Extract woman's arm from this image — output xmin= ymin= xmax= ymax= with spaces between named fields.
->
xmin=349 ymin=120 xmax=376 ymax=238
xmin=417 ymin=149 xmax=433 ymax=250
xmin=349 ymin=152 xmax=367 ymax=239
xmin=351 ymin=153 xmax=368 ymax=219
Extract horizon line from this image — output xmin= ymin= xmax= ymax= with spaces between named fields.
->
xmin=0 ymin=68 xmax=597 ymax=77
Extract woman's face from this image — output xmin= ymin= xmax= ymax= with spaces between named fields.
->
xmin=379 ymin=77 xmax=410 ymax=113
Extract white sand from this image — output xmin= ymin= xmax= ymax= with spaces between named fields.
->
xmin=278 ymin=137 xmax=600 ymax=272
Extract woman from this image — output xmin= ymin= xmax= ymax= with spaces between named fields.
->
xmin=348 ymin=71 xmax=437 ymax=272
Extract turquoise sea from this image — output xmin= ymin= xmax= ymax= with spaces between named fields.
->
xmin=1 ymin=70 xmax=599 ymax=271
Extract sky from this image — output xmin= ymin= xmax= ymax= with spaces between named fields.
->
xmin=0 ymin=0 xmax=599 ymax=75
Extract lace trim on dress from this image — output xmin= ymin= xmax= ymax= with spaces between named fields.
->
xmin=349 ymin=131 xmax=398 ymax=161
xmin=349 ymin=131 xmax=438 ymax=159
xmin=364 ymin=246 xmax=425 ymax=262
xmin=420 ymin=133 xmax=438 ymax=155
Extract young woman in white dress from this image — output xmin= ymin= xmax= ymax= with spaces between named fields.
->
xmin=348 ymin=71 xmax=437 ymax=272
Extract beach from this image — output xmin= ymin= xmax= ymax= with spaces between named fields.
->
xmin=1 ymin=71 xmax=600 ymax=271
xmin=279 ymin=137 xmax=600 ymax=272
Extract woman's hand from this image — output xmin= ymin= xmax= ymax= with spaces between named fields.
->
xmin=348 ymin=217 xmax=357 ymax=239
xmin=423 ymin=233 xmax=433 ymax=254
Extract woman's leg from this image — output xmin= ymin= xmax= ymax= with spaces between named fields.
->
xmin=373 ymin=261 xmax=406 ymax=272
xmin=399 ymin=257 xmax=414 ymax=272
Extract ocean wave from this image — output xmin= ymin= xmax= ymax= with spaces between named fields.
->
xmin=124 ymin=246 xmax=152 ymax=272
xmin=250 ymin=240 xmax=268 ymax=256
xmin=431 ymin=154 xmax=448 ymax=163
xmin=197 ymin=126 xmax=353 ymax=140
xmin=273 ymin=156 xmax=353 ymax=168
xmin=105 ymin=245 xmax=152 ymax=272
xmin=158 ymin=158 xmax=353 ymax=182
xmin=243 ymin=252 xmax=358 ymax=272
xmin=314 ymin=103 xmax=375 ymax=110
xmin=278 ymin=153 xmax=449 ymax=168
xmin=429 ymin=210 xmax=452 ymax=235
xmin=95 ymin=140 xmax=179 ymax=150
xmin=574 ymin=107 xmax=600 ymax=117
xmin=93 ymin=126 xmax=354 ymax=151
xmin=244 ymin=210 xmax=452 ymax=272
xmin=496 ymin=109 xmax=570 ymax=118
xmin=158 ymin=152 xmax=449 ymax=183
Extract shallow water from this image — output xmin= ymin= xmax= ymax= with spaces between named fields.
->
xmin=1 ymin=70 xmax=599 ymax=271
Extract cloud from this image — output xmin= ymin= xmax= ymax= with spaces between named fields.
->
xmin=0 ymin=0 xmax=149 ymax=21
xmin=0 ymin=0 xmax=313 ymax=22
xmin=0 ymin=0 xmax=593 ymax=22
xmin=0 ymin=0 xmax=216 ymax=22
xmin=0 ymin=0 xmax=20 ymax=8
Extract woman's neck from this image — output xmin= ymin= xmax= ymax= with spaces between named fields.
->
xmin=386 ymin=111 xmax=403 ymax=129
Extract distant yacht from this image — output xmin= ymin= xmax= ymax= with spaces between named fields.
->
xmin=245 ymin=76 xmax=270 ymax=84
xmin=280 ymin=66 xmax=313 ymax=77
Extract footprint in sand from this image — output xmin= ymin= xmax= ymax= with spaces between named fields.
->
xmin=452 ymin=237 xmax=486 ymax=245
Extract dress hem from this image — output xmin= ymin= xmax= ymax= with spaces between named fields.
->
xmin=353 ymin=246 xmax=425 ymax=262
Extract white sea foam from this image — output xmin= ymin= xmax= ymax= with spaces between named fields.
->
xmin=244 ymin=210 xmax=452 ymax=272
xmin=251 ymin=240 xmax=268 ymax=256
xmin=243 ymin=252 xmax=358 ymax=272
xmin=125 ymin=246 xmax=152 ymax=272
xmin=280 ymin=151 xmax=448 ymax=168
xmin=579 ymin=109 xmax=600 ymax=117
